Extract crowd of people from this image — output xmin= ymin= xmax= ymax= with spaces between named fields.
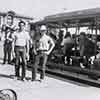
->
xmin=1 ymin=11 xmax=55 ymax=82
xmin=1 ymin=11 xmax=100 ymax=82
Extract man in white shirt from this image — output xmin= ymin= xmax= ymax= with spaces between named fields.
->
xmin=32 ymin=25 xmax=55 ymax=81
xmin=14 ymin=20 xmax=30 ymax=81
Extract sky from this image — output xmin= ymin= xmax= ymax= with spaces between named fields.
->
xmin=0 ymin=0 xmax=100 ymax=20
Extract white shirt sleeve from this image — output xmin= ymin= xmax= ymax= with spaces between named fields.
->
xmin=1 ymin=33 xmax=5 ymax=42
xmin=46 ymin=37 xmax=55 ymax=55
xmin=25 ymin=32 xmax=30 ymax=41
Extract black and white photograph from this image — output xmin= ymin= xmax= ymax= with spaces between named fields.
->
xmin=0 ymin=0 xmax=100 ymax=100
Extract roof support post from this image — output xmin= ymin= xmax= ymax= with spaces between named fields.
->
xmin=94 ymin=17 xmax=98 ymax=57
xmin=75 ymin=20 xmax=80 ymax=35
xmin=74 ymin=20 xmax=79 ymax=56
xmin=99 ymin=29 xmax=100 ymax=35
xmin=65 ymin=27 xmax=68 ymax=32
xmin=0 ymin=16 xmax=1 ymax=27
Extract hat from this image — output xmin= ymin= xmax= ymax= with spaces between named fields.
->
xmin=40 ymin=25 xmax=47 ymax=31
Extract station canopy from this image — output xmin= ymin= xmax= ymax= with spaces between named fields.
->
xmin=34 ymin=8 xmax=100 ymax=28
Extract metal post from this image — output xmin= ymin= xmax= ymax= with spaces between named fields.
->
xmin=77 ymin=26 xmax=80 ymax=35
xmin=65 ymin=27 xmax=68 ymax=32
xmin=99 ymin=29 xmax=100 ymax=35
xmin=74 ymin=20 xmax=79 ymax=56
xmin=91 ymin=21 xmax=94 ymax=34
xmin=95 ymin=17 xmax=98 ymax=58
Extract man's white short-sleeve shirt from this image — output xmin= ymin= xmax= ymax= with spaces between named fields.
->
xmin=14 ymin=31 xmax=30 ymax=47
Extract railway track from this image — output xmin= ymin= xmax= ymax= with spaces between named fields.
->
xmin=45 ymin=68 xmax=100 ymax=88
xmin=27 ymin=62 xmax=100 ymax=88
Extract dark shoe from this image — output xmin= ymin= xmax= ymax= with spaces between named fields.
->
xmin=21 ymin=77 xmax=26 ymax=81
xmin=39 ymin=79 xmax=45 ymax=83
xmin=40 ymin=76 xmax=44 ymax=80
xmin=40 ymin=72 xmax=45 ymax=80
xmin=17 ymin=77 xmax=21 ymax=80
xmin=31 ymin=79 xmax=36 ymax=81
xmin=8 ymin=62 xmax=11 ymax=64
xmin=2 ymin=62 xmax=5 ymax=64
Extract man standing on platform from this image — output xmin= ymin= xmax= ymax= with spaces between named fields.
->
xmin=32 ymin=25 xmax=55 ymax=82
xmin=2 ymin=11 xmax=16 ymax=64
xmin=13 ymin=20 xmax=30 ymax=81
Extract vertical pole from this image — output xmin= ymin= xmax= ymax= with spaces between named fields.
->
xmin=99 ymin=29 xmax=100 ymax=35
xmin=91 ymin=22 xmax=94 ymax=34
xmin=95 ymin=17 xmax=98 ymax=58
xmin=65 ymin=27 xmax=68 ymax=32
xmin=0 ymin=16 xmax=1 ymax=26
xmin=91 ymin=28 xmax=93 ymax=34
xmin=77 ymin=26 xmax=80 ymax=35
xmin=74 ymin=20 xmax=79 ymax=56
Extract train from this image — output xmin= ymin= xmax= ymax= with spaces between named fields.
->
xmin=28 ymin=8 xmax=100 ymax=81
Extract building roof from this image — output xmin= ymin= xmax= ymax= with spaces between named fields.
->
xmin=0 ymin=11 xmax=33 ymax=20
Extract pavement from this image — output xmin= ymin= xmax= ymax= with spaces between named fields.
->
xmin=0 ymin=63 xmax=100 ymax=100
xmin=0 ymin=41 xmax=100 ymax=100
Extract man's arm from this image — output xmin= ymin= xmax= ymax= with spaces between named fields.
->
xmin=46 ymin=37 xmax=55 ymax=55
xmin=11 ymin=32 xmax=16 ymax=58
xmin=26 ymin=32 xmax=30 ymax=60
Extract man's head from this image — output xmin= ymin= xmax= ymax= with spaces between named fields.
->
xmin=40 ymin=25 xmax=47 ymax=36
xmin=80 ymin=32 xmax=86 ymax=39
xmin=91 ymin=35 xmax=96 ymax=43
xmin=18 ymin=20 xmax=26 ymax=31
xmin=6 ymin=11 xmax=15 ymax=26
xmin=6 ymin=15 xmax=14 ymax=26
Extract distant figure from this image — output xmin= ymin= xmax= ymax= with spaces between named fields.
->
xmin=2 ymin=12 xmax=16 ymax=64
xmin=79 ymin=32 xmax=95 ymax=68
xmin=32 ymin=25 xmax=55 ymax=82
xmin=56 ymin=30 xmax=64 ymax=49
xmin=62 ymin=32 xmax=74 ymax=65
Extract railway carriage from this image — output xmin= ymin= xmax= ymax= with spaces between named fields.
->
xmin=29 ymin=8 xmax=100 ymax=80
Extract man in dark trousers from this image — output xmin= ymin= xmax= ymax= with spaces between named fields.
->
xmin=13 ymin=21 xmax=30 ymax=81
xmin=2 ymin=11 xmax=15 ymax=64
xmin=32 ymin=25 xmax=55 ymax=82
xmin=79 ymin=32 xmax=95 ymax=68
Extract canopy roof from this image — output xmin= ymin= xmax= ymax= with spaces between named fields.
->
xmin=45 ymin=8 xmax=100 ymax=22
xmin=33 ymin=8 xmax=100 ymax=27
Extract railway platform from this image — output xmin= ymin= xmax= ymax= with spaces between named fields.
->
xmin=0 ymin=62 xmax=100 ymax=100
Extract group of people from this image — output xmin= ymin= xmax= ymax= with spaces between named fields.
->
xmin=46 ymin=28 xmax=98 ymax=69
xmin=1 ymin=11 xmax=100 ymax=82
xmin=1 ymin=12 xmax=55 ymax=82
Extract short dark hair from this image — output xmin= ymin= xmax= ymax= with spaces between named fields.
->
xmin=7 ymin=11 xmax=15 ymax=16
xmin=65 ymin=32 xmax=71 ymax=38
xmin=18 ymin=20 xmax=26 ymax=27
xmin=6 ymin=11 xmax=15 ymax=20
xmin=80 ymin=32 xmax=86 ymax=37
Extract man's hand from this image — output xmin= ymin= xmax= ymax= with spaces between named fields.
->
xmin=33 ymin=49 xmax=37 ymax=55
xmin=26 ymin=53 xmax=29 ymax=61
xmin=45 ymin=50 xmax=51 ymax=55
